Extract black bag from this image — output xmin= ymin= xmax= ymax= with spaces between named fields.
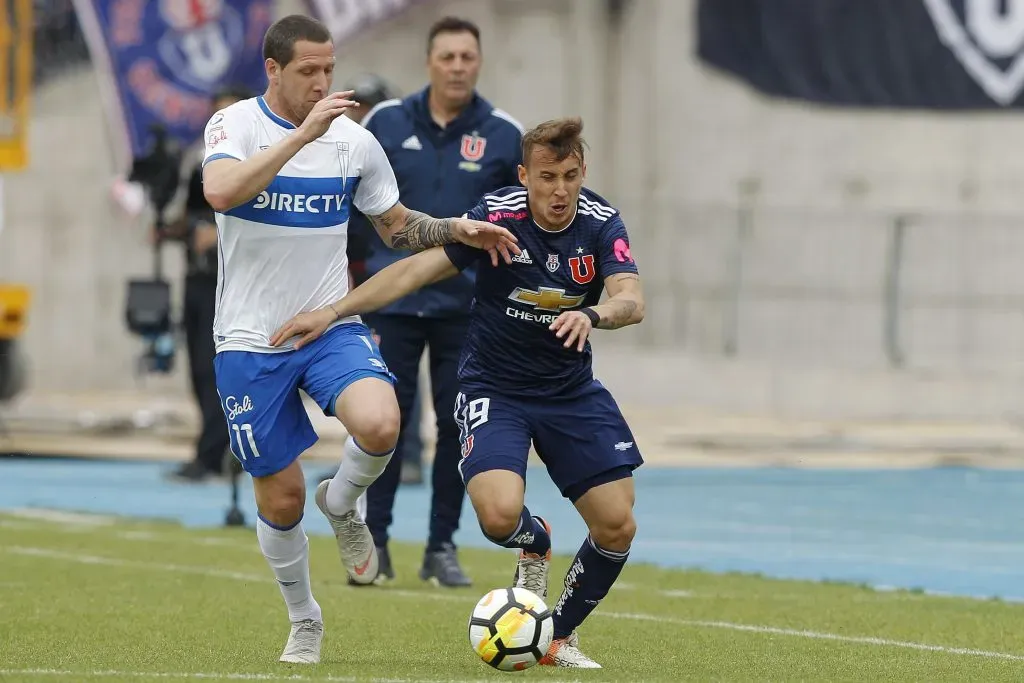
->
xmin=125 ymin=278 xmax=172 ymax=337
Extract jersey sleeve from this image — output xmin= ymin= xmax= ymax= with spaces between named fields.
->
xmin=442 ymin=198 xmax=489 ymax=271
xmin=353 ymin=133 xmax=400 ymax=216
xmin=202 ymin=106 xmax=253 ymax=166
xmin=598 ymin=214 xmax=640 ymax=278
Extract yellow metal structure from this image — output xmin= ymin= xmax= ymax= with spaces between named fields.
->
xmin=0 ymin=0 xmax=31 ymax=170
xmin=0 ymin=283 xmax=29 ymax=339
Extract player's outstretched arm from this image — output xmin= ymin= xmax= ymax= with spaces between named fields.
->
xmin=269 ymin=248 xmax=459 ymax=349
xmin=549 ymin=273 xmax=645 ymax=352
xmin=204 ymin=92 xmax=357 ymax=212
xmin=365 ymin=202 xmax=520 ymax=267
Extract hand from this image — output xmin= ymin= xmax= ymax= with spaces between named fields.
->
xmin=549 ymin=311 xmax=593 ymax=352
xmin=296 ymin=91 xmax=358 ymax=144
xmin=452 ymin=218 xmax=521 ymax=266
xmin=269 ymin=307 xmax=337 ymax=349
xmin=192 ymin=223 xmax=218 ymax=253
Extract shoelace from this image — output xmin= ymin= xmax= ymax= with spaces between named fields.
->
xmin=287 ymin=620 xmax=322 ymax=653
xmin=518 ymin=557 xmax=547 ymax=595
xmin=335 ymin=512 xmax=370 ymax=556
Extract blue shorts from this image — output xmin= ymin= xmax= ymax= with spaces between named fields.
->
xmin=214 ymin=322 xmax=394 ymax=478
xmin=454 ymin=380 xmax=644 ymax=500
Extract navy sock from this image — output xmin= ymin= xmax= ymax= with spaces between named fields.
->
xmin=552 ymin=535 xmax=629 ymax=639
xmin=481 ymin=507 xmax=551 ymax=556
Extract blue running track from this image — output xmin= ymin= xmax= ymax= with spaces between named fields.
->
xmin=1 ymin=457 xmax=1021 ymax=601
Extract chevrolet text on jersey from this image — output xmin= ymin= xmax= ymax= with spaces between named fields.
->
xmin=442 ymin=185 xmax=639 ymax=399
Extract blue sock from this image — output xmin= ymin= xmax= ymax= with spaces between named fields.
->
xmin=481 ymin=507 xmax=551 ymax=556
xmin=552 ymin=535 xmax=628 ymax=639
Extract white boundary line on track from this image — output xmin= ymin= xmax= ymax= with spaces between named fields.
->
xmin=5 ymin=545 xmax=1024 ymax=663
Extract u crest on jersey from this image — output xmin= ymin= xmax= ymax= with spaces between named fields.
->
xmin=460 ymin=133 xmax=487 ymax=162
xmin=568 ymin=254 xmax=596 ymax=284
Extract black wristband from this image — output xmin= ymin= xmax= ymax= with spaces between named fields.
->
xmin=580 ymin=307 xmax=600 ymax=327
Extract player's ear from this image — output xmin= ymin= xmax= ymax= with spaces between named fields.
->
xmin=581 ymin=162 xmax=587 ymax=180
xmin=265 ymin=58 xmax=279 ymax=83
xmin=517 ymin=164 xmax=527 ymax=188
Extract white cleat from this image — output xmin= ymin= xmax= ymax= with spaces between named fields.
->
xmin=279 ymin=618 xmax=323 ymax=664
xmin=315 ymin=480 xmax=378 ymax=584
xmin=512 ymin=516 xmax=552 ymax=600
xmin=540 ymin=631 xmax=602 ymax=668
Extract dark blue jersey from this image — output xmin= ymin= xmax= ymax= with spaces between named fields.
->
xmin=443 ymin=186 xmax=639 ymax=399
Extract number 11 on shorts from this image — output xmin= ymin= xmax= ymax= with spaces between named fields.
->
xmin=231 ymin=423 xmax=262 ymax=461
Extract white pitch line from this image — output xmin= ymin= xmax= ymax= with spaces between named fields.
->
xmin=5 ymin=546 xmax=1024 ymax=663
xmin=0 ymin=670 xmax=580 ymax=683
xmin=602 ymin=613 xmax=1024 ymax=661
xmin=5 ymin=546 xmax=267 ymax=583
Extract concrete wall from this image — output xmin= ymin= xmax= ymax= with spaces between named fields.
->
xmin=7 ymin=0 xmax=1024 ymax=418
xmin=0 ymin=68 xmax=188 ymax=395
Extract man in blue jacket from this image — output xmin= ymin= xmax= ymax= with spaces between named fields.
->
xmin=351 ymin=16 xmax=523 ymax=587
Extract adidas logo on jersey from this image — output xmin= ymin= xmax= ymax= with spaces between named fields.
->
xmin=511 ymin=248 xmax=533 ymax=265
xmin=401 ymin=135 xmax=422 ymax=150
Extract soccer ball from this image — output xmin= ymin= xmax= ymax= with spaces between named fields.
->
xmin=468 ymin=587 xmax=554 ymax=671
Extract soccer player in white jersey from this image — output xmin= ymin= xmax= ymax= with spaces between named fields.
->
xmin=201 ymin=15 xmax=519 ymax=665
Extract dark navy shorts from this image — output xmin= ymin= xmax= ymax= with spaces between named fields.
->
xmin=454 ymin=380 xmax=643 ymax=500
xmin=214 ymin=322 xmax=394 ymax=478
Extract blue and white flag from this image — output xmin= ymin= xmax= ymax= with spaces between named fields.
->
xmin=73 ymin=0 xmax=273 ymax=167
xmin=304 ymin=0 xmax=428 ymax=44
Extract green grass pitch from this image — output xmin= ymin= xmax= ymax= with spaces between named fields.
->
xmin=1 ymin=511 xmax=1022 ymax=682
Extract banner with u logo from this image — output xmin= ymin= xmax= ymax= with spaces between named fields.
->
xmin=72 ymin=0 xmax=273 ymax=165
xmin=698 ymin=0 xmax=1024 ymax=109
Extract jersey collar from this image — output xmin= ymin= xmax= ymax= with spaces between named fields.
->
xmin=257 ymin=96 xmax=296 ymax=130
xmin=530 ymin=200 xmax=578 ymax=235
xmin=412 ymin=86 xmax=486 ymax=133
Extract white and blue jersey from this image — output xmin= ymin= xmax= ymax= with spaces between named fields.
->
xmin=203 ymin=96 xmax=399 ymax=353
xmin=201 ymin=97 xmax=398 ymax=477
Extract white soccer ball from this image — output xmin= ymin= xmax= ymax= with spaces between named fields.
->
xmin=468 ymin=587 xmax=554 ymax=671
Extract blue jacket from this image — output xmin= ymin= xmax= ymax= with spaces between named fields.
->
xmin=349 ymin=86 xmax=523 ymax=318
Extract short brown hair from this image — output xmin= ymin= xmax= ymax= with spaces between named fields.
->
xmin=522 ymin=117 xmax=587 ymax=166
xmin=263 ymin=15 xmax=332 ymax=67
xmin=427 ymin=16 xmax=481 ymax=54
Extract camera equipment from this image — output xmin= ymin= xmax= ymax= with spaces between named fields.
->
xmin=0 ymin=285 xmax=30 ymax=441
xmin=125 ymin=124 xmax=184 ymax=376
xmin=222 ymin=447 xmax=246 ymax=527
xmin=0 ymin=284 xmax=29 ymax=401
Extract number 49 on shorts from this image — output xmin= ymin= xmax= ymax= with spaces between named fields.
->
xmin=455 ymin=393 xmax=490 ymax=458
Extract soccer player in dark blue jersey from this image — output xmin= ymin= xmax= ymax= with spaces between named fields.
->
xmin=270 ymin=117 xmax=644 ymax=668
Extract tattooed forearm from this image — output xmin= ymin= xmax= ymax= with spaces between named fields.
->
xmin=594 ymin=299 xmax=641 ymax=329
xmin=592 ymin=274 xmax=644 ymax=329
xmin=389 ymin=210 xmax=455 ymax=251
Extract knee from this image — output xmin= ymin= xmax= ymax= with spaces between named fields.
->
xmin=258 ymin=483 xmax=305 ymax=527
xmin=589 ymin=510 xmax=637 ymax=553
xmin=476 ymin=501 xmax=523 ymax=542
xmin=352 ymin=404 xmax=400 ymax=455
